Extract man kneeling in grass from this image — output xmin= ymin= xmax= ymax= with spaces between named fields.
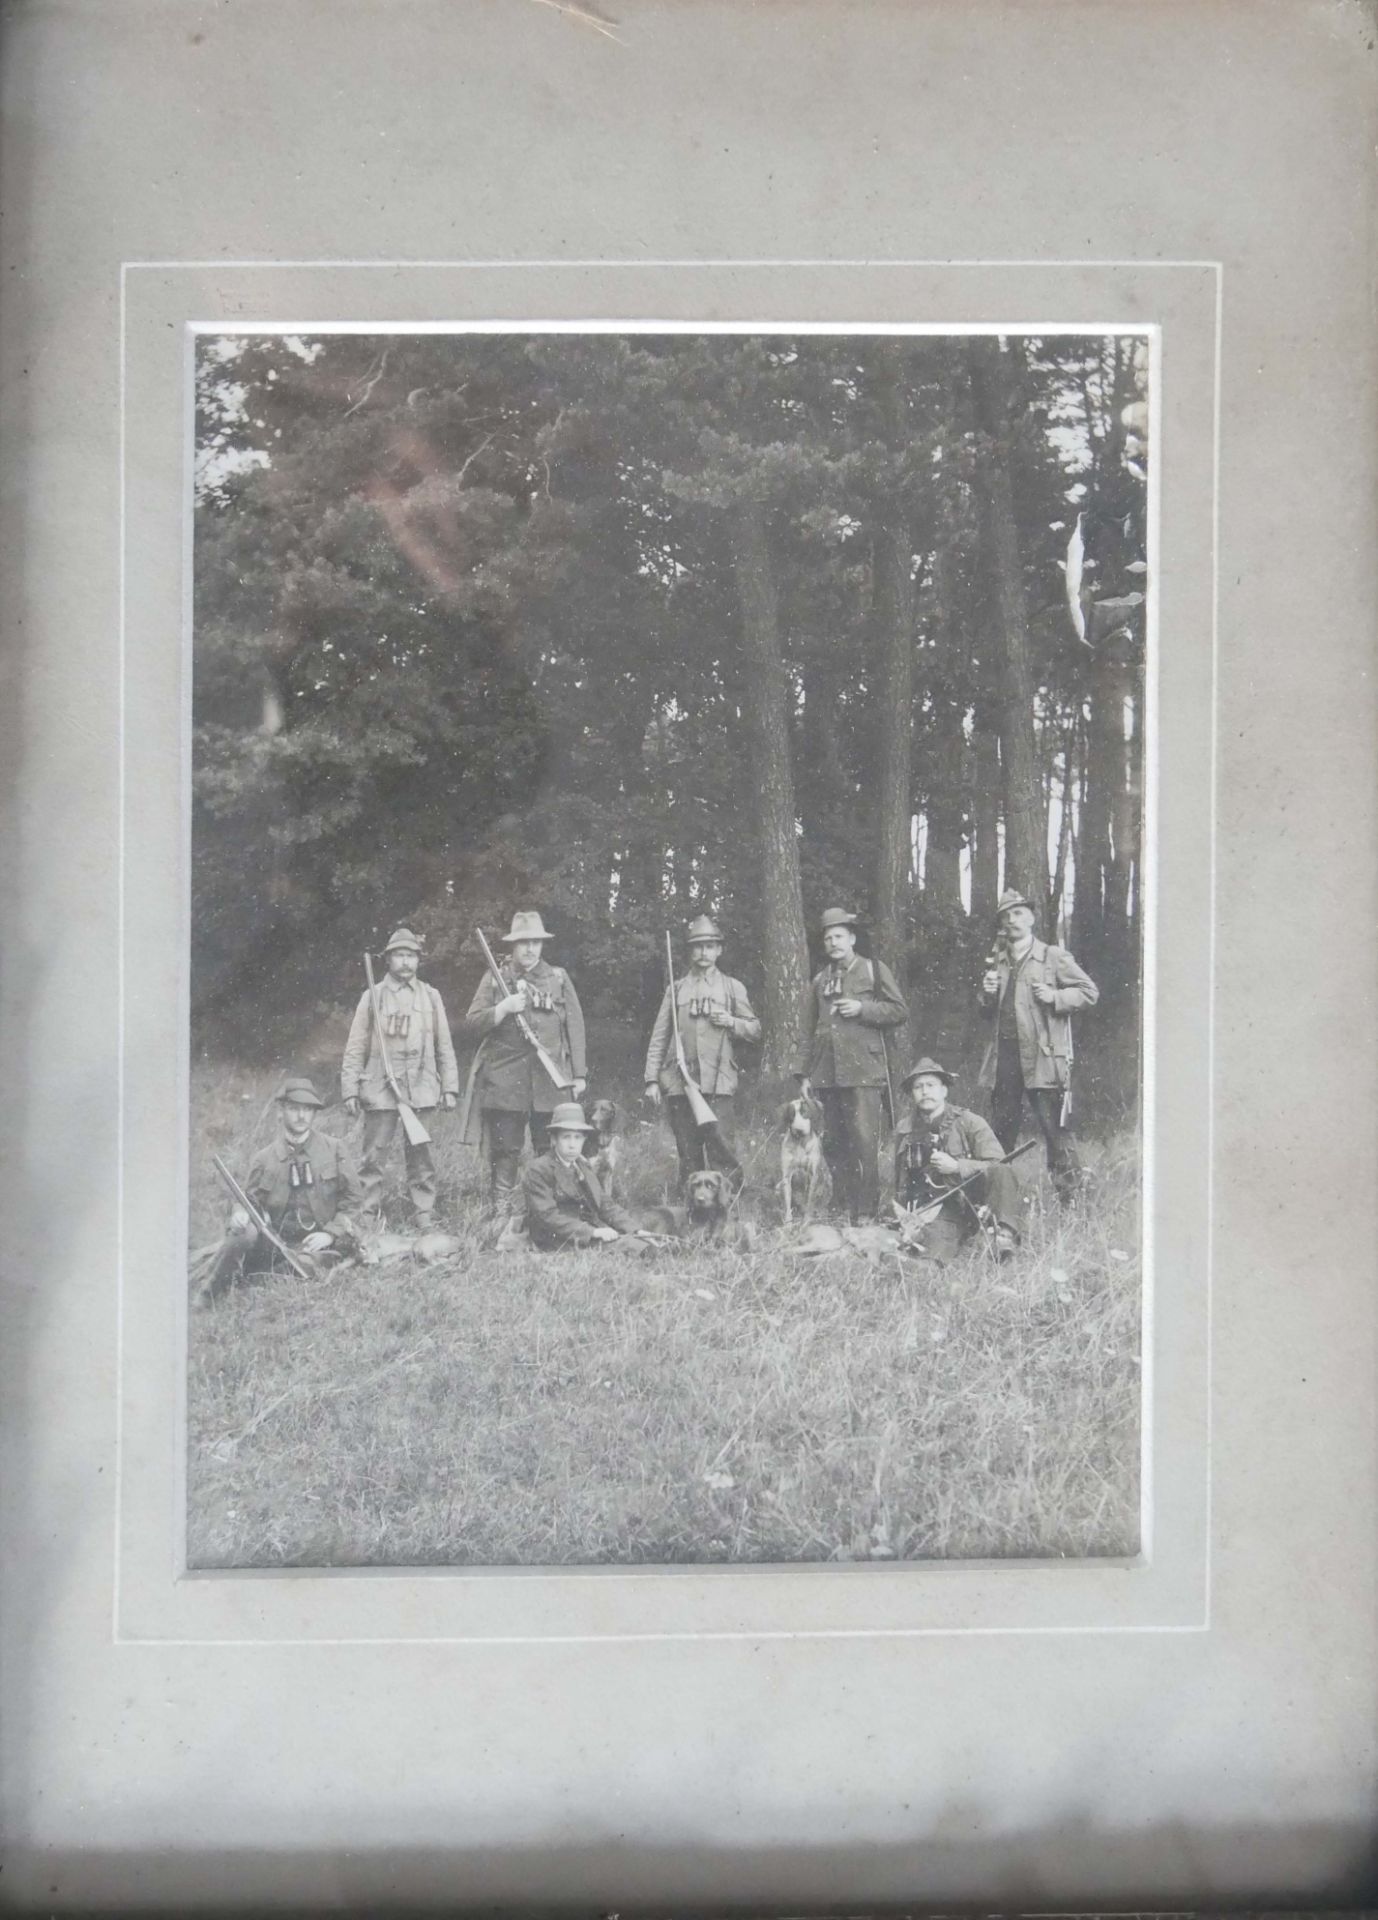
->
xmin=199 ymin=1077 xmax=361 ymax=1305
xmin=893 ymin=1058 xmax=1022 ymax=1263
xmin=522 ymin=1102 xmax=657 ymax=1255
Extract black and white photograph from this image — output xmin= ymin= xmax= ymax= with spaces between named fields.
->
xmin=187 ymin=326 xmax=1149 ymax=1570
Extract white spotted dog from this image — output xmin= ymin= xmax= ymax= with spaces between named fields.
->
xmin=582 ymin=1098 xmax=621 ymax=1199
xmin=780 ymin=1095 xmax=826 ymax=1224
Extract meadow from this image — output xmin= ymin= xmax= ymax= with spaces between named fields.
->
xmin=185 ymin=1060 xmax=1142 ymax=1569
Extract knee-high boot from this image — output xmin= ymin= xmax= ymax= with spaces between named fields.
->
xmin=490 ymin=1147 xmax=523 ymax=1214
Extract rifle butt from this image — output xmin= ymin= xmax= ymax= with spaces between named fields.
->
xmin=397 ymin=1102 xmax=432 ymax=1146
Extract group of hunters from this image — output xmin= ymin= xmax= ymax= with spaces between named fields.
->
xmin=199 ymin=892 xmax=1099 ymax=1300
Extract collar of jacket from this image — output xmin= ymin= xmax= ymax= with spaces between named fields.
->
xmin=274 ymin=1132 xmax=324 ymax=1162
xmin=512 ymin=959 xmax=557 ymax=982
xmin=680 ymin=966 xmax=723 ymax=987
xmin=1007 ymin=939 xmax=1047 ymax=967
xmin=381 ymin=973 xmax=423 ymax=996
xmin=894 ymin=1103 xmax=966 ymax=1140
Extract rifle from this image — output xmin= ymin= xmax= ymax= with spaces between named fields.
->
xmin=364 ymin=953 xmax=431 ymax=1146
xmin=907 ymin=1137 xmax=1038 ymax=1221
xmin=212 ymin=1153 xmax=314 ymax=1282
xmin=475 ymin=927 xmax=573 ymax=1091
xmin=665 ymin=930 xmax=717 ymax=1129
xmin=983 ymin=925 xmax=1010 ymax=994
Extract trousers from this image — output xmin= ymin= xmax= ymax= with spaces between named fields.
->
xmin=665 ymin=1094 xmax=741 ymax=1191
xmin=901 ymin=1161 xmax=1024 ymax=1262
xmin=485 ymin=1108 xmax=553 ymax=1209
xmin=818 ymin=1085 xmax=884 ymax=1221
xmin=359 ymin=1107 xmax=437 ymax=1217
xmin=199 ymin=1218 xmax=349 ymax=1303
xmin=990 ymin=1045 xmax=1081 ymax=1201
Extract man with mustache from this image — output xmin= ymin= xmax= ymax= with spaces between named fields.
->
xmin=894 ymin=1057 xmax=1020 ymax=1262
xmin=198 ymin=1077 xmax=361 ymax=1305
xmin=793 ymin=907 xmax=908 ymax=1223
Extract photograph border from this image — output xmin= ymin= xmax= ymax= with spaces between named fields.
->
xmin=117 ymin=257 xmax=1216 ymax=1645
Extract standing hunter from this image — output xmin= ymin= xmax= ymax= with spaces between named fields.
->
xmin=793 ymin=907 xmax=909 ymax=1224
xmin=341 ymin=928 xmax=459 ymax=1221
xmin=461 ymin=910 xmax=587 ymax=1213
xmin=978 ymin=887 xmax=1099 ymax=1204
xmin=643 ymin=914 xmax=761 ymax=1190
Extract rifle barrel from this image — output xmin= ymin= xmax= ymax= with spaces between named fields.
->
xmin=211 ymin=1154 xmax=312 ymax=1281
xmin=475 ymin=927 xmax=571 ymax=1090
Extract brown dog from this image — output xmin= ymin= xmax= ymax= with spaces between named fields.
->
xmin=582 ymin=1098 xmax=621 ymax=1198
xmin=779 ymin=1096 xmax=826 ymax=1224
xmin=643 ymin=1171 xmax=755 ymax=1251
xmin=685 ymin=1169 xmax=757 ymax=1252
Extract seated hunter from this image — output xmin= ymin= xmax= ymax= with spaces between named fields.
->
xmin=893 ymin=1058 xmax=1021 ymax=1263
xmin=521 ymin=1102 xmax=656 ymax=1255
xmin=198 ymin=1077 xmax=361 ymax=1305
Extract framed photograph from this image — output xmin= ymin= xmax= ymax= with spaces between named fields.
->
xmin=182 ymin=318 xmax=1155 ymax=1580
xmin=118 ymin=262 xmax=1209 ymax=1645
xmin=3 ymin=0 xmax=1375 ymax=1909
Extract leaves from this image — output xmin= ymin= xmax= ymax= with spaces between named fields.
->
xmin=193 ymin=331 xmax=1148 ymax=1064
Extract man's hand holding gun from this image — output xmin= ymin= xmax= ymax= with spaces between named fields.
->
xmin=981 ymin=931 xmax=1008 ymax=1001
xmin=495 ymin=974 xmax=531 ymax=1020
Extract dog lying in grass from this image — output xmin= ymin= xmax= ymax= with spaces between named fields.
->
xmin=779 ymin=1095 xmax=826 ymax=1223
xmin=643 ymin=1169 xmax=758 ymax=1252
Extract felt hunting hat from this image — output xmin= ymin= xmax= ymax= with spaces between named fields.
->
xmin=902 ymin=1056 xmax=956 ymax=1089
xmin=994 ymin=889 xmax=1035 ymax=919
xmin=818 ymin=907 xmax=859 ymax=933
xmin=547 ymin=1101 xmax=595 ymax=1134
xmin=686 ymin=914 xmax=724 ymax=944
xmin=382 ymin=927 xmax=423 ymax=954
xmin=500 ymin=910 xmax=552 ymax=944
xmin=275 ymin=1075 xmax=326 ymax=1107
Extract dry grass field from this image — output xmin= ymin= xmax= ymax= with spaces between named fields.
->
xmin=185 ymin=1060 xmax=1142 ymax=1569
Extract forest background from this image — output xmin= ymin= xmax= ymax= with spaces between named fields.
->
xmin=192 ymin=329 xmax=1148 ymax=1116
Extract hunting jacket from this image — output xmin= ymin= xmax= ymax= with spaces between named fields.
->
xmin=463 ymin=958 xmax=587 ymax=1115
xmin=643 ymin=967 xmax=761 ymax=1096
xmin=341 ymin=976 xmax=459 ymax=1111
xmin=894 ymin=1102 xmax=1003 ymax=1207
xmin=792 ymin=954 xmax=908 ymax=1089
xmin=522 ymin=1150 xmax=637 ymax=1249
xmin=241 ymin=1130 xmax=362 ymax=1238
xmin=977 ymin=938 xmax=1099 ymax=1091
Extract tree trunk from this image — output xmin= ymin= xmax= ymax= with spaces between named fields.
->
xmin=1049 ymin=705 xmax=1080 ymax=932
xmin=972 ymin=711 xmax=1001 ymax=917
xmin=922 ymin=541 xmax=966 ymax=923
xmin=870 ymin=522 xmax=915 ymax=988
xmin=728 ymin=499 xmax=810 ymax=1074
xmin=1124 ymin=685 xmax=1143 ymax=968
xmin=798 ymin=665 xmax=853 ymax=851
xmin=968 ymin=338 xmax=1049 ymax=928
xmin=923 ymin=708 xmax=965 ymax=921
xmin=1107 ymin=685 xmax=1135 ymax=933
xmin=1076 ymin=637 xmax=1126 ymax=978
xmin=868 ymin=347 xmax=918 ymax=1022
